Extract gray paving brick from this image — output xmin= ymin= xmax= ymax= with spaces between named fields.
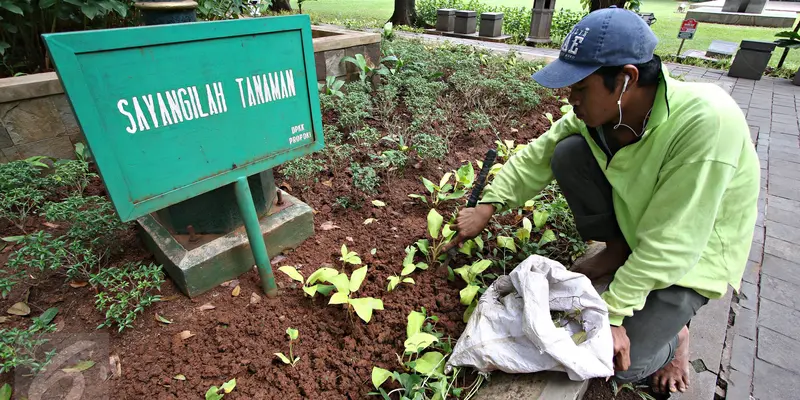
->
xmin=755 ymin=210 xmax=765 ymax=227
xmin=749 ymin=99 xmax=772 ymax=111
xmin=766 ymin=220 xmax=800 ymax=244
xmin=769 ymin=175 xmax=800 ymax=201
xmin=743 ymin=260 xmax=761 ymax=284
xmin=769 ymin=148 xmax=800 ymax=163
xmin=768 ymin=134 xmax=799 ymax=148
xmin=670 ymin=369 xmax=717 ymax=400
xmin=726 ymin=368 xmax=753 ymax=400
xmin=766 ymin=208 xmax=800 ymax=230
xmin=769 ymin=159 xmax=800 ymax=181
xmin=757 ymin=327 xmax=800 ymax=374
xmin=759 ymin=298 xmax=800 ymax=342
xmin=754 ymin=226 xmax=765 ymax=244
xmin=764 ymin=236 xmax=800 ymax=261
xmin=752 ymin=359 xmax=800 ymax=400
xmin=737 ymin=305 xmax=758 ymax=340
xmin=762 ymin=254 xmax=800 ymax=285
xmin=731 ymin=334 xmax=756 ymax=374
xmin=773 ymin=105 xmax=797 ymax=116
xmin=739 ymin=281 xmax=759 ymax=310
xmin=688 ymin=288 xmax=731 ymax=374
xmin=772 ymin=115 xmax=798 ymax=126
xmin=749 ymin=240 xmax=763 ymax=262
xmin=760 ymin=274 xmax=800 ymax=310
xmin=761 ymin=175 xmax=767 ymax=190
xmin=748 ymin=108 xmax=772 ymax=119
xmin=771 ymin=123 xmax=800 ymax=135
xmin=769 ymin=195 xmax=800 ymax=213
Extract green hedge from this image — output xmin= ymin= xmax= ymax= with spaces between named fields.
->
xmin=416 ymin=0 xmax=587 ymax=45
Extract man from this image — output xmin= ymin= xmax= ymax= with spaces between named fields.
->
xmin=445 ymin=7 xmax=760 ymax=394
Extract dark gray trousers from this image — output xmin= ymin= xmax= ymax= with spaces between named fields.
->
xmin=550 ymin=135 xmax=708 ymax=383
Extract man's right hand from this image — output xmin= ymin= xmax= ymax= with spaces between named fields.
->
xmin=442 ymin=203 xmax=495 ymax=253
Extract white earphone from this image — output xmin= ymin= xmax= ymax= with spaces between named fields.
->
xmin=613 ymin=73 xmax=651 ymax=138
xmin=622 ymin=74 xmax=630 ymax=94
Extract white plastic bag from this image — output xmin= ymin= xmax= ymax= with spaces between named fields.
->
xmin=445 ymin=254 xmax=614 ymax=381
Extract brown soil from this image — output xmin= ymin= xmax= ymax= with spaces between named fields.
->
xmin=584 ymin=378 xmax=666 ymax=400
xmin=0 ymin=91 xmax=627 ymax=399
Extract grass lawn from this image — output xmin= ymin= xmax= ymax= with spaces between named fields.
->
xmin=295 ymin=0 xmax=800 ymax=69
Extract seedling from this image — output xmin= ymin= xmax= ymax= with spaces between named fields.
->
xmin=205 ymin=378 xmax=236 ymax=400
xmin=495 ymin=139 xmax=525 ymax=163
xmin=414 ymin=209 xmax=456 ymax=267
xmin=339 ymin=244 xmax=362 ymax=267
xmin=610 ymin=380 xmax=657 ymax=400
xmin=318 ymin=76 xmax=345 ymax=98
xmin=274 ymin=328 xmax=300 ymax=367
xmin=452 ymin=259 xmax=493 ymax=322
xmin=408 ymin=162 xmax=474 ymax=206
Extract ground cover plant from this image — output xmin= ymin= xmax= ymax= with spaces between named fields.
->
xmin=0 ymin=35 xmax=650 ymax=399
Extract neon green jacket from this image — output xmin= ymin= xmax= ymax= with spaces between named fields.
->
xmin=479 ymin=65 xmax=760 ymax=326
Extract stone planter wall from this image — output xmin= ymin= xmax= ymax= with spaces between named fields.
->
xmin=0 ymin=24 xmax=380 ymax=163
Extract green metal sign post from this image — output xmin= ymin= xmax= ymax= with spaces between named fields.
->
xmin=42 ymin=15 xmax=324 ymax=297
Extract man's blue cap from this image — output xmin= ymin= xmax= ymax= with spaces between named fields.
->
xmin=532 ymin=6 xmax=658 ymax=89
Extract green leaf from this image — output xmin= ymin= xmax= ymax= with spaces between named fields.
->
xmin=350 ymin=297 xmax=383 ymax=323
xmin=458 ymin=240 xmax=475 ymax=256
xmin=533 ymin=210 xmax=549 ymax=229
xmin=416 ymin=240 xmax=430 ymax=255
xmin=278 ymin=266 xmax=304 ymax=284
xmin=372 ymin=200 xmax=386 ymax=207
xmin=497 ymin=236 xmax=517 ymax=252
xmin=402 ymin=278 xmax=415 ymax=284
xmin=460 ymin=284 xmax=481 ymax=305
xmin=38 ymin=307 xmax=58 ymax=325
xmin=38 ymin=0 xmax=57 ymax=8
xmin=442 ymin=223 xmax=456 ymax=242
xmin=80 ymin=3 xmax=99 ymax=18
xmin=401 ymin=263 xmax=416 ymax=276
xmin=415 ymin=262 xmax=428 ymax=271
xmin=475 ymin=236 xmax=484 ymax=250
xmin=62 ymin=360 xmax=95 ymax=373
xmin=350 ymin=266 xmax=368 ymax=292
xmin=329 ymin=291 xmax=349 ymax=305
xmin=463 ymin=301 xmax=477 ymax=323
xmin=1 ymin=236 xmax=24 ymax=243
xmin=317 ymin=285 xmax=335 ymax=296
xmin=427 ymin=209 xmax=443 ymax=240
xmin=1 ymin=3 xmax=23 ymax=15
xmin=302 ymin=285 xmax=318 ymax=297
xmin=408 ymin=194 xmax=427 ymax=203
xmin=412 ymin=352 xmax=445 ymax=376
xmin=421 ymin=177 xmax=437 ymax=194
xmin=441 ymin=190 xmax=465 ymax=201
xmin=523 ymin=217 xmax=533 ymax=232
xmin=221 ymin=378 xmax=236 ymax=393
xmin=372 ymin=367 xmax=393 ymax=389
xmin=205 ymin=386 xmax=223 ymax=400
xmin=516 ymin=218 xmax=531 ymax=243
xmin=407 ymin=310 xmax=426 ymax=339
xmin=286 ymin=328 xmax=299 ymax=340
xmin=403 ymin=246 xmax=417 ymax=267
xmin=456 ymin=162 xmax=475 ymax=186
xmin=539 ymin=229 xmax=557 ymax=246
xmin=387 ymin=276 xmax=400 ymax=291
xmin=571 ymin=330 xmax=587 ymax=345
xmin=439 ymin=172 xmax=453 ymax=188
xmin=155 ymin=313 xmax=172 ymax=324
xmin=0 ymin=383 xmax=10 ymax=400
xmin=404 ymin=332 xmax=438 ymax=354
xmin=275 ymin=352 xmax=291 ymax=364
xmin=307 ymin=267 xmax=338 ymax=285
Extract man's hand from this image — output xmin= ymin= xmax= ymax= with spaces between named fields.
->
xmin=611 ymin=325 xmax=631 ymax=372
xmin=442 ymin=203 xmax=495 ymax=253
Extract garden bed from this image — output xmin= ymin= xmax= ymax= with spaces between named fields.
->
xmin=0 ymin=36 xmax=651 ymax=400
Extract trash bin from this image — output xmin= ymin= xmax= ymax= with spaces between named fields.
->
xmin=728 ymin=40 xmax=777 ymax=80
xmin=455 ymin=10 xmax=477 ymax=34
xmin=526 ymin=0 xmax=556 ymax=45
xmin=436 ymin=8 xmax=456 ymax=32
xmin=479 ymin=12 xmax=504 ymax=37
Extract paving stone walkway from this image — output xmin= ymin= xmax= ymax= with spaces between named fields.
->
xmin=394 ymin=31 xmax=800 ymax=399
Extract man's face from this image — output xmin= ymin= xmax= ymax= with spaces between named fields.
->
xmin=567 ymin=73 xmax=621 ymax=128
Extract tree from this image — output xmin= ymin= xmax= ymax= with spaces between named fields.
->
xmin=269 ymin=0 xmax=292 ymax=12
xmin=389 ymin=0 xmax=427 ymax=27
xmin=589 ymin=0 xmax=627 ymax=12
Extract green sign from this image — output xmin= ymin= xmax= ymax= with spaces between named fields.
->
xmin=43 ymin=15 xmax=324 ymax=222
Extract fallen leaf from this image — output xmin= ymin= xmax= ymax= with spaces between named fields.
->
xmin=370 ymin=248 xmax=377 ymax=255
xmin=43 ymin=222 xmax=60 ymax=229
xmin=346 ymin=237 xmax=354 ymax=242
xmin=0 ymin=317 xmax=7 ymax=323
xmin=161 ymin=295 xmax=181 ymax=302
xmin=322 ymin=180 xmax=333 ymax=187
xmin=176 ymin=331 xmax=195 ymax=341
xmin=174 ymin=374 xmax=186 ymax=381
xmin=280 ymin=182 xmax=293 ymax=192
xmin=220 ymin=279 xmax=239 ymax=288
xmin=69 ymin=281 xmax=88 ymax=288
xmin=7 ymin=302 xmax=29 ymax=316
xmin=510 ymin=128 xmax=519 ymax=133
xmin=363 ymin=218 xmax=376 ymax=225
xmin=155 ymin=313 xmax=172 ymax=324
xmin=571 ymin=330 xmax=588 ymax=345
xmin=231 ymin=286 xmax=241 ymax=297
xmin=62 ymin=360 xmax=95 ymax=373
xmin=0 ymin=383 xmax=10 ymax=400
xmin=320 ymin=221 xmax=340 ymax=231
xmin=372 ymin=200 xmax=386 ymax=207
xmin=250 ymin=292 xmax=261 ymax=305
xmin=109 ymin=354 xmax=121 ymax=378
xmin=197 ymin=303 xmax=216 ymax=311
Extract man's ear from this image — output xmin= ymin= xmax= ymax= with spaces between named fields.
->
xmin=621 ymin=65 xmax=640 ymax=88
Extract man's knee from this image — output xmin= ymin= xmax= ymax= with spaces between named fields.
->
xmin=613 ymin=366 xmax=650 ymax=384
xmin=550 ymin=135 xmax=592 ymax=179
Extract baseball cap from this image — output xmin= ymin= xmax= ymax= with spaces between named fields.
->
xmin=532 ymin=6 xmax=658 ymax=89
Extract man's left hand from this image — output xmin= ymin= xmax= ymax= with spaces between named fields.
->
xmin=611 ymin=325 xmax=631 ymax=371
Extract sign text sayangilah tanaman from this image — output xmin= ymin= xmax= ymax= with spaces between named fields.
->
xmin=42 ymin=15 xmax=324 ymax=222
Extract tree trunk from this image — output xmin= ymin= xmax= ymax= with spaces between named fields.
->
xmin=269 ymin=0 xmax=292 ymax=12
xmin=389 ymin=0 xmax=425 ymax=27
xmin=590 ymin=0 xmax=627 ymax=12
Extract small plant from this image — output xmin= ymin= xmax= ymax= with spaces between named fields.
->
xmin=49 ymin=158 xmax=96 ymax=194
xmin=318 ymin=75 xmax=345 ymax=98
xmin=387 ymin=246 xmax=426 ymax=292
xmin=0 ymin=186 xmax=45 ymax=233
xmin=411 ymin=133 xmax=447 ymax=161
xmin=415 ymin=209 xmax=456 ymax=268
xmin=43 ymin=195 xmax=128 ymax=251
xmin=495 ymin=139 xmax=526 ymax=163
xmin=351 ymin=126 xmax=381 ymax=147
xmin=0 ymin=308 xmax=59 ymax=374
xmin=610 ymin=380 xmax=657 ymax=400
xmin=351 ymin=162 xmax=381 ymax=195
xmin=337 ymin=86 xmax=372 ymax=130
xmin=205 ymin=378 xmax=237 ymax=400
xmin=371 ymin=149 xmax=408 ymax=174
xmin=280 ymin=155 xmax=325 ymax=187
xmin=408 ymin=162 xmax=473 ymax=206
xmin=466 ymin=111 xmax=492 ymax=132
xmin=91 ymin=262 xmax=165 ymax=332
xmin=274 ymin=328 xmax=300 ymax=367
xmin=452 ymin=259 xmax=494 ymax=322
xmin=342 ymin=53 xmax=397 ymax=86
xmin=382 ymin=21 xmax=395 ymax=41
